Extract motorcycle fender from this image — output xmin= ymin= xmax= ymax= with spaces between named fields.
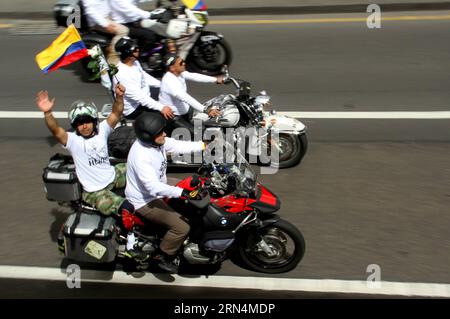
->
xmin=258 ymin=216 xmax=281 ymax=228
xmin=199 ymin=33 xmax=223 ymax=43
xmin=264 ymin=113 xmax=306 ymax=133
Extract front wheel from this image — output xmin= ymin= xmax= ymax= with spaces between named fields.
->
xmin=259 ymin=133 xmax=308 ymax=169
xmin=186 ymin=34 xmax=232 ymax=76
xmin=238 ymin=219 xmax=305 ymax=273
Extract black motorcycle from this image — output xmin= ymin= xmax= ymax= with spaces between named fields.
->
xmin=53 ymin=0 xmax=232 ymax=77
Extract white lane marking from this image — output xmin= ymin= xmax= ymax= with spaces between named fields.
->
xmin=2 ymin=111 xmax=450 ymax=119
xmin=1 ymin=265 xmax=450 ymax=297
xmin=0 ymin=111 xmax=72 ymax=118
xmin=282 ymin=111 xmax=450 ymax=119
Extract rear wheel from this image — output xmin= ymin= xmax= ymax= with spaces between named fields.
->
xmin=238 ymin=219 xmax=305 ymax=273
xmin=187 ymin=36 xmax=232 ymax=76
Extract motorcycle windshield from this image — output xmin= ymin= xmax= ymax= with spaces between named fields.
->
xmin=204 ymin=138 xmax=257 ymax=193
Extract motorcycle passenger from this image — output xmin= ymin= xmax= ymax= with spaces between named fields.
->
xmin=125 ymin=112 xmax=205 ymax=273
xmin=113 ymin=37 xmax=175 ymax=120
xmin=159 ymin=53 xmax=224 ymax=138
xmin=35 ymin=84 xmax=134 ymax=216
xmin=110 ymin=0 xmax=160 ymax=54
xmin=81 ymin=0 xmax=129 ymax=64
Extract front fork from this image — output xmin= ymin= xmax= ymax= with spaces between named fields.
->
xmin=255 ymin=237 xmax=278 ymax=257
xmin=249 ymin=217 xmax=280 ymax=257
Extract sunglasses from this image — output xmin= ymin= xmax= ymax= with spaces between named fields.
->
xmin=75 ymin=117 xmax=94 ymax=126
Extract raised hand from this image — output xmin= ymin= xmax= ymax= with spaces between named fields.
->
xmin=36 ymin=90 xmax=55 ymax=113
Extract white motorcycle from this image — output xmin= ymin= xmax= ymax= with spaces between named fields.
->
xmin=106 ymin=67 xmax=308 ymax=169
xmin=195 ymin=68 xmax=308 ymax=168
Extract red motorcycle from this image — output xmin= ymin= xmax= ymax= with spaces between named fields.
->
xmin=164 ymin=149 xmax=306 ymax=273
xmin=50 ymin=144 xmax=305 ymax=274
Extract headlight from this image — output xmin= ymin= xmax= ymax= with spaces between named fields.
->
xmin=255 ymin=94 xmax=272 ymax=111
xmin=193 ymin=12 xmax=209 ymax=26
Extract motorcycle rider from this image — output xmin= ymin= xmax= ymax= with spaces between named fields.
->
xmin=125 ymin=112 xmax=205 ymax=273
xmin=159 ymin=53 xmax=224 ymax=138
xmin=113 ymin=37 xmax=175 ymax=120
xmin=81 ymin=0 xmax=129 ymax=64
xmin=110 ymin=0 xmax=161 ymax=54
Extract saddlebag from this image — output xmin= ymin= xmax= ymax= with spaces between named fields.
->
xmin=63 ymin=211 xmax=118 ymax=263
xmin=42 ymin=153 xmax=82 ymax=202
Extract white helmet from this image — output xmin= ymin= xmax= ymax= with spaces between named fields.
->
xmin=68 ymin=100 xmax=98 ymax=132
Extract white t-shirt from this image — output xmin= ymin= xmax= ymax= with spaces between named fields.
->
xmin=81 ymin=0 xmax=111 ymax=28
xmin=159 ymin=71 xmax=217 ymax=116
xmin=110 ymin=0 xmax=151 ymax=24
xmin=113 ymin=61 xmax=163 ymax=116
xmin=63 ymin=121 xmax=116 ymax=193
xmin=125 ymin=138 xmax=204 ymax=210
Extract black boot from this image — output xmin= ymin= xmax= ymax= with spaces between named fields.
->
xmin=154 ymin=250 xmax=179 ymax=274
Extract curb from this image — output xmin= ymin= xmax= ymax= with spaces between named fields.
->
xmin=1 ymin=2 xmax=450 ymax=20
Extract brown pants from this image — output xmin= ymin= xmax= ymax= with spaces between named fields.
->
xmin=136 ymin=178 xmax=189 ymax=255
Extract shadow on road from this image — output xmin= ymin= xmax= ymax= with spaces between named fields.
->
xmin=49 ymin=208 xmax=71 ymax=243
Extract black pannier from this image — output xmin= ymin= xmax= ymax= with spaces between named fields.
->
xmin=62 ymin=211 xmax=118 ymax=263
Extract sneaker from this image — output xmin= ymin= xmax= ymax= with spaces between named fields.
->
xmin=154 ymin=254 xmax=179 ymax=274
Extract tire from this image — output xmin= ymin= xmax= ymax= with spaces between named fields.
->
xmin=262 ymin=133 xmax=308 ymax=169
xmin=238 ymin=219 xmax=305 ymax=274
xmin=187 ymin=34 xmax=233 ymax=76
xmin=279 ymin=133 xmax=308 ymax=168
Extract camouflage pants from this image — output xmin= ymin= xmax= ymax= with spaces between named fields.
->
xmin=82 ymin=163 xmax=127 ymax=216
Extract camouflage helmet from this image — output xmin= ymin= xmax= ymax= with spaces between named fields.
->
xmin=68 ymin=100 xmax=98 ymax=132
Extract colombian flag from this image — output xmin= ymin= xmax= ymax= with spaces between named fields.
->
xmin=182 ymin=0 xmax=207 ymax=10
xmin=35 ymin=24 xmax=88 ymax=74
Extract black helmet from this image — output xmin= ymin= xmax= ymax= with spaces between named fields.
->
xmin=163 ymin=53 xmax=178 ymax=68
xmin=134 ymin=112 xmax=167 ymax=147
xmin=115 ymin=37 xmax=139 ymax=60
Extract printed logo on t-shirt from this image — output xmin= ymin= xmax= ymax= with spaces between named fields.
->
xmin=85 ymin=141 xmax=109 ymax=167
xmin=159 ymin=159 xmax=167 ymax=179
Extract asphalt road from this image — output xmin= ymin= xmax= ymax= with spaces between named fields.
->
xmin=1 ymin=11 xmax=450 ymax=298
